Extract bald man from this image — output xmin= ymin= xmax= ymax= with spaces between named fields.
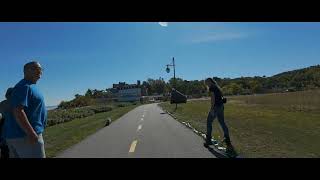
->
xmin=3 ymin=61 xmax=47 ymax=158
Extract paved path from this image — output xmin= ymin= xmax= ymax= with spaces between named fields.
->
xmin=56 ymin=103 xmax=215 ymax=158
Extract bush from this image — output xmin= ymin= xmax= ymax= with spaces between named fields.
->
xmin=117 ymin=104 xmax=126 ymax=107
xmin=47 ymin=105 xmax=113 ymax=127
xmin=90 ymin=106 xmax=113 ymax=113
xmin=58 ymin=96 xmax=94 ymax=109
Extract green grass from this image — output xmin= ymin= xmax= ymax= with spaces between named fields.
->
xmin=44 ymin=104 xmax=139 ymax=158
xmin=159 ymin=92 xmax=320 ymax=158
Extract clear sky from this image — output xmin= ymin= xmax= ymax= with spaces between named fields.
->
xmin=1 ymin=22 xmax=320 ymax=106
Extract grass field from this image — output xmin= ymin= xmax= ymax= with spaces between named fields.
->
xmin=159 ymin=90 xmax=320 ymax=158
xmin=44 ymin=104 xmax=140 ymax=158
xmin=231 ymin=90 xmax=320 ymax=112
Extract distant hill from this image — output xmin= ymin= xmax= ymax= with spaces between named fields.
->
xmin=270 ymin=65 xmax=320 ymax=90
xmin=273 ymin=65 xmax=320 ymax=78
xmin=210 ymin=64 xmax=320 ymax=95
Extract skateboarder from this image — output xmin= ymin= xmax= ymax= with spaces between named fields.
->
xmin=204 ymin=78 xmax=235 ymax=155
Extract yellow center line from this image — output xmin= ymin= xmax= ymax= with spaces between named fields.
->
xmin=129 ymin=140 xmax=138 ymax=153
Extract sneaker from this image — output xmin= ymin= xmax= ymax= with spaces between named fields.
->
xmin=204 ymin=139 xmax=213 ymax=147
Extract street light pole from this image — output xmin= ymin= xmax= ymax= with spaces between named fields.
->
xmin=172 ymin=57 xmax=177 ymax=110
xmin=166 ymin=57 xmax=177 ymax=110
xmin=173 ymin=57 xmax=175 ymax=81
xmin=166 ymin=57 xmax=176 ymax=89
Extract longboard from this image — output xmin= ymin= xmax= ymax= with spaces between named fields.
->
xmin=203 ymin=140 xmax=239 ymax=158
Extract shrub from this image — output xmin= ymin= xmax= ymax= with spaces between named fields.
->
xmin=117 ymin=104 xmax=126 ymax=107
xmin=47 ymin=105 xmax=113 ymax=127
xmin=90 ymin=106 xmax=113 ymax=113
xmin=58 ymin=96 xmax=94 ymax=109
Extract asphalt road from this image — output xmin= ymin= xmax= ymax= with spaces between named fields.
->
xmin=56 ymin=103 xmax=215 ymax=158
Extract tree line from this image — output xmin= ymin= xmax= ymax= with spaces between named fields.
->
xmin=145 ymin=65 xmax=320 ymax=96
xmin=58 ymin=64 xmax=320 ymax=109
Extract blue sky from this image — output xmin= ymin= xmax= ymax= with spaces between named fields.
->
xmin=1 ymin=22 xmax=320 ymax=106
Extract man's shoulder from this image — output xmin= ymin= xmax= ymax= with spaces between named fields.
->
xmin=14 ymin=80 xmax=31 ymax=91
xmin=15 ymin=79 xmax=26 ymax=85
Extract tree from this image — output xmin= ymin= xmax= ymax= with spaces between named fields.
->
xmin=249 ymin=80 xmax=262 ymax=93
xmin=58 ymin=101 xmax=67 ymax=109
xmin=153 ymin=79 xmax=166 ymax=95
xmin=223 ymin=83 xmax=244 ymax=95
xmin=92 ymin=89 xmax=104 ymax=98
xmin=146 ymin=78 xmax=166 ymax=95
xmin=75 ymin=94 xmax=81 ymax=99
xmin=85 ymin=89 xmax=93 ymax=97
xmin=168 ymin=78 xmax=187 ymax=94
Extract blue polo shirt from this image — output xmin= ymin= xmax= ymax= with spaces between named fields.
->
xmin=3 ymin=79 xmax=47 ymax=139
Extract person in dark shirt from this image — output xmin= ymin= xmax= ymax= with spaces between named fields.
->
xmin=0 ymin=115 xmax=10 ymax=158
xmin=0 ymin=87 xmax=14 ymax=158
xmin=204 ymin=78 xmax=234 ymax=153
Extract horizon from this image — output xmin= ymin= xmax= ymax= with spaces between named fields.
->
xmin=8 ymin=60 xmax=320 ymax=107
xmin=1 ymin=22 xmax=320 ymax=106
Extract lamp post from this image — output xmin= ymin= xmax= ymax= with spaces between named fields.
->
xmin=166 ymin=57 xmax=177 ymax=109
xmin=166 ymin=57 xmax=176 ymax=87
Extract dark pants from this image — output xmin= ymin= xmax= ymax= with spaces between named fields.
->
xmin=0 ymin=120 xmax=10 ymax=159
xmin=0 ymin=140 xmax=9 ymax=159
xmin=206 ymin=105 xmax=231 ymax=144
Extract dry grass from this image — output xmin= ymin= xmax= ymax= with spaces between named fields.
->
xmin=159 ymin=89 xmax=320 ymax=158
xmin=229 ymin=89 xmax=320 ymax=112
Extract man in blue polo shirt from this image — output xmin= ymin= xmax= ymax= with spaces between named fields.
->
xmin=3 ymin=61 xmax=47 ymax=158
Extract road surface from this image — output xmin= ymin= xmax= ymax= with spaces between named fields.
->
xmin=56 ymin=103 xmax=215 ymax=158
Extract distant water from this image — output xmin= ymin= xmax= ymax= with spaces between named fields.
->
xmin=46 ymin=106 xmax=58 ymax=110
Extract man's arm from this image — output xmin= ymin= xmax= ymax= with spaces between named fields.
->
xmin=13 ymin=105 xmax=38 ymax=143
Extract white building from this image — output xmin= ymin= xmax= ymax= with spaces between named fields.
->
xmin=118 ymin=86 xmax=142 ymax=102
xmin=109 ymin=80 xmax=147 ymax=102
